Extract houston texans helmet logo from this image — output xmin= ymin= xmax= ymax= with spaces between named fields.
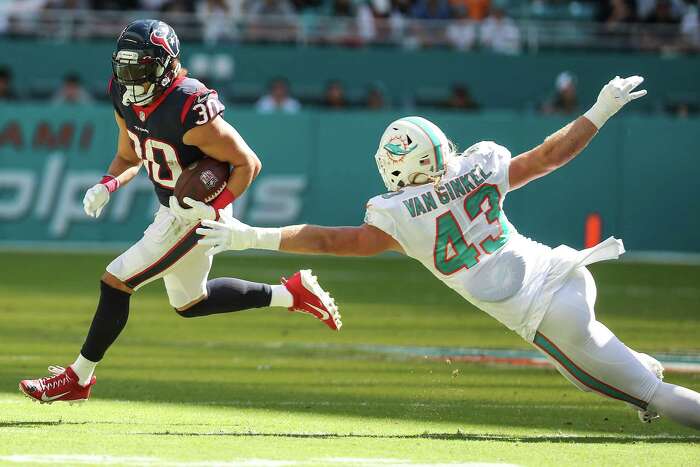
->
xmin=150 ymin=23 xmax=179 ymax=58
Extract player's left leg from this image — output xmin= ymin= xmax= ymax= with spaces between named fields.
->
xmin=164 ymin=239 xmax=342 ymax=331
xmin=534 ymin=268 xmax=662 ymax=418
xmin=534 ymin=267 xmax=700 ymax=429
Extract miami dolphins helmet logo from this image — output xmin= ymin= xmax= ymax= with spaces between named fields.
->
xmin=383 ymin=135 xmax=417 ymax=162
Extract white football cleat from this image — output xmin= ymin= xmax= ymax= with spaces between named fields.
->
xmin=635 ymin=352 xmax=664 ymax=424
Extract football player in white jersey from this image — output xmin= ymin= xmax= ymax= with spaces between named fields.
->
xmin=195 ymin=76 xmax=700 ymax=429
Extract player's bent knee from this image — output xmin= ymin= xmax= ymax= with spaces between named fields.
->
xmin=174 ymin=307 xmax=195 ymax=318
xmin=174 ymin=300 xmax=199 ymax=317
xmin=101 ymin=272 xmax=133 ymax=294
xmin=170 ymin=292 xmax=207 ymax=317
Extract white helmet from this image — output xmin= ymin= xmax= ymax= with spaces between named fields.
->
xmin=374 ymin=116 xmax=451 ymax=192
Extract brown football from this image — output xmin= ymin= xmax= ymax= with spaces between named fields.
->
xmin=174 ymin=158 xmax=230 ymax=206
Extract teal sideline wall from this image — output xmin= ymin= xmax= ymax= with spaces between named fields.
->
xmin=2 ymin=40 xmax=699 ymax=110
xmin=0 ymin=105 xmax=698 ymax=252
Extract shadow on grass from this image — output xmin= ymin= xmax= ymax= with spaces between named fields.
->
xmin=3 ymin=358 xmax=700 ymax=438
xmin=140 ymin=431 xmax=700 ymax=444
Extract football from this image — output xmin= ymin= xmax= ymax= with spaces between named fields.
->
xmin=174 ymin=158 xmax=230 ymax=206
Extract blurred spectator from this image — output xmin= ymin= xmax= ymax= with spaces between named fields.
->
xmin=331 ymin=0 xmax=355 ymax=16
xmin=598 ymin=0 xmax=637 ymax=46
xmin=450 ymin=0 xmax=490 ymax=21
xmin=479 ymin=5 xmax=521 ymax=54
xmin=89 ymin=0 xmax=139 ymax=9
xmin=681 ymin=0 xmax=700 ymax=49
xmin=411 ymin=0 xmax=453 ymax=20
xmin=139 ymin=0 xmax=171 ymax=10
xmin=255 ymin=78 xmax=301 ymax=114
xmin=160 ymin=0 xmax=196 ymax=13
xmin=445 ymin=84 xmax=478 ymax=111
xmin=598 ymin=0 xmax=637 ymax=26
xmin=637 ymin=0 xmax=686 ymax=20
xmin=447 ymin=6 xmax=477 ymax=50
xmin=357 ymin=1 xmax=377 ymax=42
xmin=323 ymin=80 xmax=347 ymax=109
xmin=0 ymin=66 xmax=18 ymax=101
xmin=196 ymin=0 xmax=242 ymax=44
xmin=639 ymin=0 xmax=681 ymax=50
xmin=541 ymin=71 xmax=579 ymax=115
xmin=52 ymin=73 xmax=93 ymax=105
xmin=365 ymin=83 xmax=386 ymax=109
xmin=44 ymin=0 xmax=89 ymax=9
xmin=248 ymin=0 xmax=297 ymax=17
xmin=645 ymin=0 xmax=681 ymax=23
xmin=320 ymin=0 xmax=372 ymax=45
xmin=247 ymin=0 xmax=296 ymax=42
xmin=389 ymin=0 xmax=413 ymax=36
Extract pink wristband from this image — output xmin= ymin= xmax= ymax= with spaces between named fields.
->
xmin=211 ymin=189 xmax=235 ymax=220
xmin=100 ymin=175 xmax=120 ymax=193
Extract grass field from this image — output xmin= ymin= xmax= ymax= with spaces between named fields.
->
xmin=0 ymin=251 xmax=699 ymax=466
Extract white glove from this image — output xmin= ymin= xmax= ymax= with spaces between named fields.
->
xmin=169 ymin=196 xmax=216 ymax=223
xmin=196 ymin=210 xmax=281 ymax=256
xmin=83 ymin=183 xmax=110 ymax=218
xmin=584 ymin=75 xmax=647 ymax=129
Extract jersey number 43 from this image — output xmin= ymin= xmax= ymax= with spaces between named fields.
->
xmin=434 ymin=184 xmax=510 ymax=275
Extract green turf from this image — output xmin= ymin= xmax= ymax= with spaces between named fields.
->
xmin=0 ymin=251 xmax=698 ymax=466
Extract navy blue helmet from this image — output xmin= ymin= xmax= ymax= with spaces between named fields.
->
xmin=111 ymin=19 xmax=181 ymax=106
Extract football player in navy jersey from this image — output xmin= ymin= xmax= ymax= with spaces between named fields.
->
xmin=19 ymin=19 xmax=341 ymax=404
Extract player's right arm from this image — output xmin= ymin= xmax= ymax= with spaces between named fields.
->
xmin=196 ymin=213 xmax=404 ymax=257
xmin=83 ymin=112 xmax=143 ymax=218
xmin=106 ymin=111 xmax=143 ymax=185
xmin=278 ymin=224 xmax=404 ymax=256
xmin=508 ymin=75 xmax=646 ymax=191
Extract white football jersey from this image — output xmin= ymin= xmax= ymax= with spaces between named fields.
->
xmin=365 ymin=141 xmax=624 ymax=341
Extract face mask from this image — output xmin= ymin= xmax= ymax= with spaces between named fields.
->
xmin=121 ymin=82 xmax=156 ymax=106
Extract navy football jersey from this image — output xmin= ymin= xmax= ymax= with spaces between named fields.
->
xmin=108 ymin=76 xmax=226 ymax=206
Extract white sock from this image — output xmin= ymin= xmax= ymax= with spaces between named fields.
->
xmin=71 ymin=354 xmax=98 ymax=387
xmin=269 ymin=284 xmax=293 ymax=308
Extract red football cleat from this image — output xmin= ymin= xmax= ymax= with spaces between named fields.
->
xmin=283 ymin=269 xmax=342 ymax=331
xmin=19 ymin=366 xmax=96 ymax=404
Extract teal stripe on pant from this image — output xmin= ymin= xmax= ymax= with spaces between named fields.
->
xmin=534 ymin=332 xmax=648 ymax=410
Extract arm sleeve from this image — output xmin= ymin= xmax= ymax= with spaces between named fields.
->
xmin=364 ymin=201 xmax=398 ymax=238
xmin=463 ymin=141 xmax=512 ymax=194
xmin=489 ymin=142 xmax=512 ymax=194
xmin=180 ymin=89 xmax=226 ymax=133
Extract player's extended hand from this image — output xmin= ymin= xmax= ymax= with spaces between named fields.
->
xmin=83 ymin=184 xmax=110 ymax=218
xmin=584 ymin=75 xmax=647 ymax=129
xmin=196 ymin=211 xmax=256 ymax=256
xmin=169 ymin=196 xmax=216 ymax=223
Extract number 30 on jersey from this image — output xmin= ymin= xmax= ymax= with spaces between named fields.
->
xmin=127 ymin=130 xmax=181 ymax=189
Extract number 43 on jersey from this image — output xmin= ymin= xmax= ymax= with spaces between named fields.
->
xmin=434 ymin=184 xmax=510 ymax=275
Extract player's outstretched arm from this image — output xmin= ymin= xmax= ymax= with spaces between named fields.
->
xmin=196 ymin=212 xmax=404 ymax=257
xmin=508 ymin=75 xmax=647 ymax=190
xmin=277 ymin=224 xmax=404 ymax=256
